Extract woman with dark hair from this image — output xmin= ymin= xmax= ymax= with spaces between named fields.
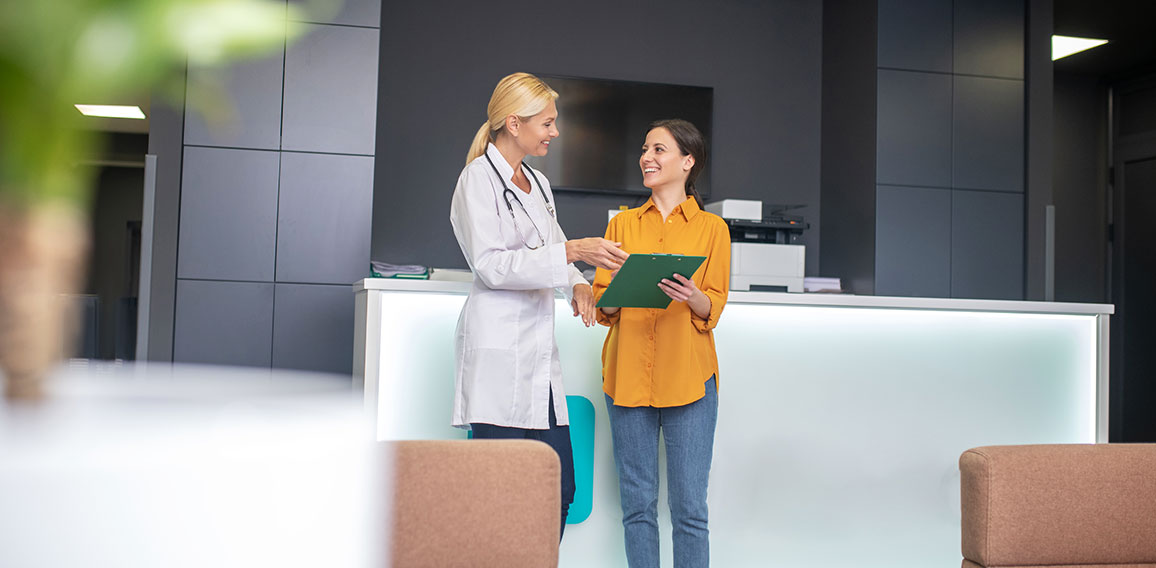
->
xmin=593 ymin=119 xmax=731 ymax=567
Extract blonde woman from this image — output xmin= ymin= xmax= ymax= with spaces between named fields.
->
xmin=449 ymin=72 xmax=628 ymax=539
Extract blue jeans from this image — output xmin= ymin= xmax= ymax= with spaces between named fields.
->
xmin=606 ymin=377 xmax=718 ymax=568
xmin=470 ymin=391 xmax=576 ymax=540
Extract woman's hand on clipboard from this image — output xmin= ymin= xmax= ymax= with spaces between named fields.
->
xmin=659 ymin=273 xmax=711 ymax=319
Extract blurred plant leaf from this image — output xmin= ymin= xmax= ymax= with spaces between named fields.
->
xmin=0 ymin=0 xmax=306 ymax=205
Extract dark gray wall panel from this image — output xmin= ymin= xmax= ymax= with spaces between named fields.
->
xmin=272 ymin=283 xmax=354 ymax=374
xmin=953 ymin=76 xmax=1024 ymax=192
xmin=1053 ymin=74 xmax=1108 ymax=303
xmin=875 ymin=185 xmax=952 ymax=297
xmin=282 ymin=24 xmax=379 ymax=155
xmin=276 ymin=152 xmax=374 ymax=284
xmin=555 ymin=192 xmax=648 ymax=245
xmin=877 ymin=70 xmax=952 ymax=188
xmin=184 ymin=49 xmax=284 ymax=150
xmin=821 ymin=0 xmax=878 ymax=294
xmin=951 ymin=190 xmax=1024 ymax=299
xmin=173 ymin=280 xmax=274 ymax=367
xmin=878 ymin=0 xmax=952 ymax=73
xmin=954 ymin=0 xmax=1024 ymax=79
xmin=177 ymin=147 xmax=280 ymax=281
xmin=373 ymin=0 xmax=823 ymax=272
xmin=290 ymin=0 xmax=380 ymax=27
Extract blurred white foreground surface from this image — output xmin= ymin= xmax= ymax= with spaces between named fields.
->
xmin=0 ymin=364 xmax=383 ymax=568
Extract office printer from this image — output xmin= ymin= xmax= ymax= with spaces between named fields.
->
xmin=705 ymin=200 xmax=809 ymax=293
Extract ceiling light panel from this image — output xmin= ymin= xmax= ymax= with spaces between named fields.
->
xmin=1053 ymin=35 xmax=1109 ymax=60
xmin=74 ymin=104 xmax=147 ymax=119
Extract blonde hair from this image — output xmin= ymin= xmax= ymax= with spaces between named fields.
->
xmin=466 ymin=72 xmax=559 ymax=164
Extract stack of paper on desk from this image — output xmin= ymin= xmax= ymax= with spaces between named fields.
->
xmin=370 ymin=261 xmax=429 ymax=279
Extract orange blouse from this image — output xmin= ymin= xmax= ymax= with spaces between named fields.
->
xmin=593 ymin=197 xmax=731 ymax=408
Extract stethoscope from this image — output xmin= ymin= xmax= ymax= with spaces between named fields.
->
xmin=484 ymin=152 xmax=555 ymax=250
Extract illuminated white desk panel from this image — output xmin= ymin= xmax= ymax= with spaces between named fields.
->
xmin=354 ymin=279 xmax=1111 ymax=568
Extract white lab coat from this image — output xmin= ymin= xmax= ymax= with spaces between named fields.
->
xmin=449 ymin=143 xmax=587 ymax=429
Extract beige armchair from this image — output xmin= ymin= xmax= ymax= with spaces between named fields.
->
xmin=959 ymin=444 xmax=1156 ymax=568
xmin=384 ymin=439 xmax=560 ymax=568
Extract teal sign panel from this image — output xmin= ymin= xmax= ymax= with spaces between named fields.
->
xmin=462 ymin=395 xmax=595 ymax=524
xmin=566 ymin=395 xmax=595 ymax=524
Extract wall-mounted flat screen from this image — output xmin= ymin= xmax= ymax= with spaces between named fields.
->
xmin=524 ymin=75 xmax=713 ymax=198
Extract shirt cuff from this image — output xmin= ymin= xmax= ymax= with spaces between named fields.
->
xmin=596 ymin=308 xmax=621 ymax=327
xmin=691 ymin=314 xmax=714 ymax=333
xmin=568 ymin=265 xmax=588 ymax=289
xmin=548 ymin=242 xmax=570 ymax=289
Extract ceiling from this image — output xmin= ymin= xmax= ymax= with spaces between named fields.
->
xmin=1053 ymin=0 xmax=1156 ymax=80
xmin=72 ymin=2 xmax=1154 ymax=136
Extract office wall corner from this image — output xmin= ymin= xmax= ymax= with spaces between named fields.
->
xmin=142 ymin=81 xmax=186 ymax=362
xmin=1025 ymin=0 xmax=1055 ymax=300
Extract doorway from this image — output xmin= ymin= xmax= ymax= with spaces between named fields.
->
xmin=1109 ymin=77 xmax=1156 ymax=442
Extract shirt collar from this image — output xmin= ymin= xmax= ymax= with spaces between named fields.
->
xmin=485 ymin=143 xmax=517 ymax=185
xmin=679 ymin=196 xmax=703 ymax=221
xmin=638 ymin=197 xmax=658 ymax=218
xmin=637 ymin=195 xmax=702 ymax=222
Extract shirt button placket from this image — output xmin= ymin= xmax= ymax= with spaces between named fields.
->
xmin=648 ymin=313 xmax=658 ymax=391
xmin=658 ymin=214 xmax=666 ymax=251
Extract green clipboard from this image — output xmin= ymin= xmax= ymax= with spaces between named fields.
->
xmin=596 ymin=253 xmax=707 ymax=309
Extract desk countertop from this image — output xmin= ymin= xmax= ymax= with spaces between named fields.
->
xmin=354 ymin=278 xmax=1113 ymax=316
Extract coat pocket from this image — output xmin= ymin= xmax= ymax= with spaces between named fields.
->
xmin=460 ymin=291 xmax=521 ymax=350
xmin=460 ymin=347 xmax=518 ymax=420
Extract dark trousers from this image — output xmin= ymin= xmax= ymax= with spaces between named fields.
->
xmin=470 ymin=392 xmax=576 ymax=540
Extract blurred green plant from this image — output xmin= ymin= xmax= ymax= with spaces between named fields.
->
xmin=0 ymin=0 xmax=333 ymax=401
xmin=0 ymin=0 xmax=307 ymax=206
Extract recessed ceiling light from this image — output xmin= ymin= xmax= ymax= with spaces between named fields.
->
xmin=1052 ymin=35 xmax=1109 ymax=61
xmin=74 ymin=104 xmax=147 ymax=119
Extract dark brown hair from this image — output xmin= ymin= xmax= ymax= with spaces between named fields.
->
xmin=647 ymin=119 xmax=707 ymax=208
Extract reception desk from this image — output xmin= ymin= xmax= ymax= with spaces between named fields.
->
xmin=354 ymin=278 xmax=1111 ymax=567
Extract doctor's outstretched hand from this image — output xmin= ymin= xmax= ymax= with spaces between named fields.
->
xmin=565 ymin=238 xmax=629 ymax=271
xmin=572 ymin=283 xmax=596 ymax=327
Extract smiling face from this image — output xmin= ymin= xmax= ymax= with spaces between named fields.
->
xmin=510 ymin=99 xmax=559 ymax=157
xmin=640 ymin=127 xmax=694 ymax=191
